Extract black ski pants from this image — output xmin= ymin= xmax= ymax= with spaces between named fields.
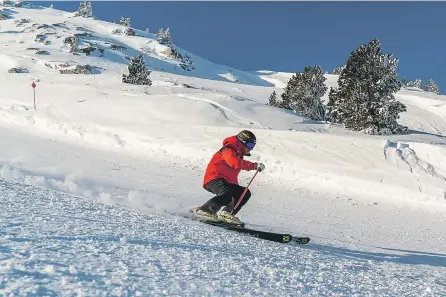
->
xmin=200 ymin=178 xmax=251 ymax=215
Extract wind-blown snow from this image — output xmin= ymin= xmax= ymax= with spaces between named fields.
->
xmin=0 ymin=4 xmax=445 ymax=296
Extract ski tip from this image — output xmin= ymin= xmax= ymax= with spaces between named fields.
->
xmin=292 ymin=237 xmax=310 ymax=245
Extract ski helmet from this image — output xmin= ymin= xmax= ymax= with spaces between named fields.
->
xmin=236 ymin=130 xmax=256 ymax=149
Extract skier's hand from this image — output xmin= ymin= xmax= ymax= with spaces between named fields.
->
xmin=255 ymin=162 xmax=265 ymax=172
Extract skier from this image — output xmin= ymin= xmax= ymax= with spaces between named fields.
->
xmin=194 ymin=130 xmax=265 ymax=225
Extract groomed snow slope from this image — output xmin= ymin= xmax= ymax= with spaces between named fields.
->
xmin=2 ymin=179 xmax=445 ymax=297
xmin=0 ymin=4 xmax=445 ymax=296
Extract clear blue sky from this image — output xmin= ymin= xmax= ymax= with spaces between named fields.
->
xmin=43 ymin=1 xmax=445 ymax=92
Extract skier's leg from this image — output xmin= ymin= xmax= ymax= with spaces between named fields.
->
xmin=216 ymin=184 xmax=250 ymax=225
xmin=231 ymin=185 xmax=251 ymax=216
xmin=199 ymin=179 xmax=233 ymax=214
xmin=222 ymin=184 xmax=251 ymax=215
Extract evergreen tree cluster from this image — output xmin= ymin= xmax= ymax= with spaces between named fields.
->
xmin=402 ymin=78 xmax=440 ymax=95
xmin=120 ymin=17 xmax=131 ymax=27
xmin=124 ymin=27 xmax=136 ymax=36
xmin=332 ymin=66 xmax=345 ymax=75
xmin=268 ymin=91 xmax=277 ymax=107
xmin=122 ymin=54 xmax=152 ymax=85
xmin=156 ymin=27 xmax=172 ymax=46
xmin=326 ymin=39 xmax=407 ymax=135
xmin=406 ymin=78 xmax=423 ymax=89
xmin=274 ymin=66 xmax=327 ymax=121
xmin=74 ymin=1 xmax=93 ymax=18
xmin=270 ymin=38 xmax=411 ymax=135
xmin=424 ymin=79 xmax=440 ymax=95
xmin=116 ymin=17 xmax=135 ymax=36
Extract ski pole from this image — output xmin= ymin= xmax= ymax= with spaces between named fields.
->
xmin=231 ymin=169 xmax=260 ymax=215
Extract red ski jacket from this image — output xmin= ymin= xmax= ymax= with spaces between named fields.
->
xmin=203 ymin=136 xmax=256 ymax=187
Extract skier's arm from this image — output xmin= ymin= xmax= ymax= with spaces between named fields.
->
xmin=221 ymin=148 xmax=255 ymax=170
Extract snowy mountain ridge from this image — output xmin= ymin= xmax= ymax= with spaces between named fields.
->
xmin=0 ymin=3 xmax=273 ymax=86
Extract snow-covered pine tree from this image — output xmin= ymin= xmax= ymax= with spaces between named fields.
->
xmin=268 ymin=91 xmax=278 ymax=107
xmin=326 ymin=38 xmax=407 ymax=135
xmin=74 ymin=1 xmax=92 ymax=18
xmin=424 ymin=78 xmax=440 ymax=95
xmin=164 ymin=27 xmax=172 ymax=45
xmin=156 ymin=27 xmax=172 ymax=46
xmin=326 ymin=87 xmax=341 ymax=122
xmin=407 ymin=78 xmax=423 ymax=89
xmin=280 ymin=66 xmax=327 ymax=121
xmin=414 ymin=78 xmax=423 ymax=89
xmin=332 ymin=66 xmax=345 ymax=75
xmin=120 ymin=17 xmax=130 ymax=27
xmin=69 ymin=36 xmax=79 ymax=53
xmin=156 ymin=28 xmax=164 ymax=44
xmin=400 ymin=77 xmax=408 ymax=88
xmin=279 ymin=75 xmax=298 ymax=110
xmin=86 ymin=1 xmax=92 ymax=17
xmin=122 ymin=54 xmax=152 ymax=85
xmin=74 ymin=2 xmax=85 ymax=17
xmin=125 ymin=27 xmax=136 ymax=36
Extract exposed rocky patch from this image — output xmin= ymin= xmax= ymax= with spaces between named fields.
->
xmin=8 ymin=67 xmax=29 ymax=73
xmin=172 ymin=48 xmax=194 ymax=71
xmin=59 ymin=64 xmax=93 ymax=74
xmin=74 ymin=32 xmax=93 ymax=37
xmin=36 ymin=50 xmax=50 ymax=55
xmin=1 ymin=1 xmax=16 ymax=7
xmin=64 ymin=36 xmax=79 ymax=53
xmin=75 ymin=26 xmax=90 ymax=31
xmin=55 ymin=62 xmax=100 ymax=74
xmin=37 ymin=24 xmax=52 ymax=30
xmin=12 ymin=1 xmax=35 ymax=8
xmin=14 ymin=18 xmax=31 ymax=27
xmin=52 ymin=22 xmax=68 ymax=29
xmin=124 ymin=27 xmax=136 ymax=36
xmin=35 ymin=34 xmax=51 ymax=45
xmin=63 ymin=36 xmax=76 ymax=44
xmin=0 ymin=11 xmax=9 ymax=20
xmin=157 ymin=46 xmax=194 ymax=71
xmin=110 ymin=44 xmax=126 ymax=51
xmin=79 ymin=44 xmax=95 ymax=56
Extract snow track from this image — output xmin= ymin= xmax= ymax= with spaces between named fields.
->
xmin=1 ymin=179 xmax=445 ymax=297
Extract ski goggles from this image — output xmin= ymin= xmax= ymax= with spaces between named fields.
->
xmin=246 ymin=141 xmax=255 ymax=149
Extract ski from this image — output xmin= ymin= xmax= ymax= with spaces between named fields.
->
xmin=192 ymin=217 xmax=310 ymax=245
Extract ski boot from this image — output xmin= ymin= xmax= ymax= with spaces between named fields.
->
xmin=192 ymin=208 xmax=220 ymax=222
xmin=217 ymin=211 xmax=244 ymax=227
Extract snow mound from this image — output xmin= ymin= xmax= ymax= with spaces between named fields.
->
xmin=384 ymin=140 xmax=446 ymax=182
